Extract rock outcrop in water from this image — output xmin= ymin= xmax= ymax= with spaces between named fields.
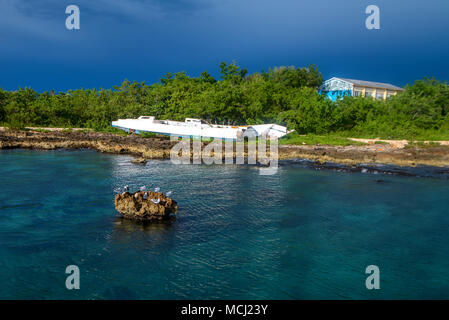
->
xmin=114 ymin=191 xmax=178 ymax=221
xmin=131 ymin=157 xmax=148 ymax=165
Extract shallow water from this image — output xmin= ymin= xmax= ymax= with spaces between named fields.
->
xmin=1 ymin=149 xmax=449 ymax=299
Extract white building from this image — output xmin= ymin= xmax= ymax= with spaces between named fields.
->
xmin=319 ymin=77 xmax=404 ymax=101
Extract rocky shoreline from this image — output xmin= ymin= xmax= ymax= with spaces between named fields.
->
xmin=278 ymin=143 xmax=449 ymax=168
xmin=1 ymin=128 xmax=449 ymax=168
xmin=0 ymin=127 xmax=176 ymax=159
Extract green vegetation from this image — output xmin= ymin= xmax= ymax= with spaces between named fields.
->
xmin=29 ymin=128 xmax=51 ymax=133
xmin=138 ymin=131 xmax=166 ymax=139
xmin=405 ymin=141 xmax=442 ymax=149
xmin=333 ymin=78 xmax=449 ymax=141
xmin=279 ymin=132 xmax=365 ymax=146
xmin=1 ymin=62 xmax=448 ymax=144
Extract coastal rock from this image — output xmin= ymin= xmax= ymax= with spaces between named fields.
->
xmin=114 ymin=191 xmax=178 ymax=221
xmin=131 ymin=157 xmax=147 ymax=165
xmin=0 ymin=128 xmax=175 ymax=159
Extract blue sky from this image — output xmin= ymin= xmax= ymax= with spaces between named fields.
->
xmin=0 ymin=0 xmax=448 ymax=91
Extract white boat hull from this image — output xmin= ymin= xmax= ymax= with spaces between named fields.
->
xmin=112 ymin=116 xmax=290 ymax=140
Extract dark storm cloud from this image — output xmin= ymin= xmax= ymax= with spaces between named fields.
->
xmin=0 ymin=0 xmax=448 ymax=91
xmin=5 ymin=0 xmax=211 ymax=19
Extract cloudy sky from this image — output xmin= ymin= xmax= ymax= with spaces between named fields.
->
xmin=1 ymin=0 xmax=448 ymax=91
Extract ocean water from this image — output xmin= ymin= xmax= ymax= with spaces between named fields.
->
xmin=1 ymin=149 xmax=449 ymax=300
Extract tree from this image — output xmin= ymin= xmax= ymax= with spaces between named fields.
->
xmin=219 ymin=61 xmax=248 ymax=83
xmin=280 ymin=87 xmax=338 ymax=134
xmin=200 ymin=71 xmax=216 ymax=84
xmin=265 ymin=64 xmax=323 ymax=88
xmin=0 ymin=88 xmax=7 ymax=123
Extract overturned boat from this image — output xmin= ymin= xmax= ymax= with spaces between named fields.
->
xmin=112 ymin=116 xmax=292 ymax=140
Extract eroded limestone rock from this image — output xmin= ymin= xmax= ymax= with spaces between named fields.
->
xmin=114 ymin=191 xmax=178 ymax=221
xmin=131 ymin=157 xmax=147 ymax=165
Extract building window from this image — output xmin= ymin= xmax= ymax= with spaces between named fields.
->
xmin=386 ymin=91 xmax=395 ymax=99
xmin=376 ymin=93 xmax=384 ymax=100
xmin=365 ymin=91 xmax=373 ymax=98
xmin=354 ymin=90 xmax=362 ymax=97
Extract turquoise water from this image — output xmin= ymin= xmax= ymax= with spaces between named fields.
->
xmin=1 ymin=149 xmax=449 ymax=299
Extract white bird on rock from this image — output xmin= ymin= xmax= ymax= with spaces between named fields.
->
xmin=124 ymin=185 xmax=129 ymax=192
xmin=151 ymin=198 xmax=160 ymax=204
xmin=143 ymin=192 xmax=148 ymax=200
xmin=154 ymin=187 xmax=160 ymax=193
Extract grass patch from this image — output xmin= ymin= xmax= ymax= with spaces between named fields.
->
xmin=31 ymin=128 xmax=51 ymax=133
xmin=95 ymin=127 xmax=131 ymax=136
xmin=405 ymin=141 xmax=442 ymax=148
xmin=336 ymin=129 xmax=449 ymax=141
xmin=279 ymin=132 xmax=366 ymax=146
xmin=139 ymin=131 xmax=159 ymax=138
